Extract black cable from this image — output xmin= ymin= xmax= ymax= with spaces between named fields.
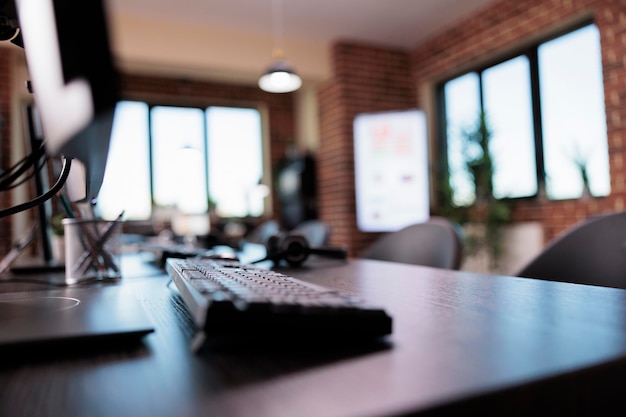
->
xmin=0 ymin=142 xmax=44 ymax=183
xmin=0 ymin=157 xmax=72 ymax=219
xmin=0 ymin=143 xmax=46 ymax=190
xmin=2 ymin=153 xmax=48 ymax=190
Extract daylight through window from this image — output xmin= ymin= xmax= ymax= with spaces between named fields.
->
xmin=97 ymin=102 xmax=265 ymax=221
xmin=440 ymin=23 xmax=609 ymax=206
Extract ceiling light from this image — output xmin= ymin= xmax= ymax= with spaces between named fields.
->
xmin=258 ymin=0 xmax=301 ymax=93
xmin=259 ymin=49 xmax=302 ymax=93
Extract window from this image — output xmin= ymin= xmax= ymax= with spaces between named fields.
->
xmin=97 ymin=101 xmax=151 ymax=220
xmin=206 ymin=107 xmax=264 ymax=218
xmin=97 ymin=102 xmax=265 ymax=222
xmin=538 ymin=26 xmax=610 ymax=199
xmin=439 ymin=23 xmax=609 ymax=206
xmin=151 ymin=106 xmax=207 ymax=212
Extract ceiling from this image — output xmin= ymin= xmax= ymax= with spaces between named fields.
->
xmin=107 ymin=0 xmax=497 ymax=50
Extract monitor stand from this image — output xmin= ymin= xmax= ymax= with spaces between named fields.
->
xmin=0 ymin=223 xmax=64 ymax=276
xmin=9 ymin=194 xmax=66 ymax=275
xmin=7 ymin=105 xmax=65 ymax=275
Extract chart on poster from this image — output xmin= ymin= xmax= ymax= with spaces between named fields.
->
xmin=353 ymin=109 xmax=430 ymax=232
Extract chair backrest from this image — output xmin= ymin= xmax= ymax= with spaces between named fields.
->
xmin=516 ymin=211 xmax=626 ymax=289
xmin=244 ymin=220 xmax=280 ymax=245
xmin=291 ymin=220 xmax=332 ymax=247
xmin=359 ymin=217 xmax=464 ymax=270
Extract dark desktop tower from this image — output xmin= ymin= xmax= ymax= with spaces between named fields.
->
xmin=276 ymin=151 xmax=318 ymax=230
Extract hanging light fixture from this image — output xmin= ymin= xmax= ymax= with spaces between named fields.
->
xmin=258 ymin=0 xmax=302 ymax=93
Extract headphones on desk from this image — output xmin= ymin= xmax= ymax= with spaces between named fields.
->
xmin=254 ymin=232 xmax=348 ymax=267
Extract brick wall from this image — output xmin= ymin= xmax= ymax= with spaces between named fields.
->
xmin=318 ymin=0 xmax=626 ymax=255
xmin=318 ymin=44 xmax=416 ymax=254
xmin=0 ymin=47 xmax=13 ymax=255
xmin=411 ymin=0 xmax=626 ymax=242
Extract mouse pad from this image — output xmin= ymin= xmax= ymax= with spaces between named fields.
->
xmin=0 ymin=284 xmax=154 ymax=349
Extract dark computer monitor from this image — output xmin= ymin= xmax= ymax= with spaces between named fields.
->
xmin=13 ymin=0 xmax=119 ymax=202
xmin=0 ymin=0 xmax=118 ymax=271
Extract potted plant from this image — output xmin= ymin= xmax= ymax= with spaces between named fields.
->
xmin=437 ymin=111 xmax=511 ymax=271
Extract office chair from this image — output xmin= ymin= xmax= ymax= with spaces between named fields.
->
xmin=244 ymin=220 xmax=280 ymax=245
xmin=515 ymin=211 xmax=626 ymax=289
xmin=291 ymin=219 xmax=332 ymax=247
xmin=359 ymin=217 xmax=464 ymax=270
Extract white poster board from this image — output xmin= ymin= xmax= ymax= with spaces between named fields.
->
xmin=353 ymin=109 xmax=430 ymax=232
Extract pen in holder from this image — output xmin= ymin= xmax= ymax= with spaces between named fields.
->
xmin=63 ymin=218 xmax=122 ymax=284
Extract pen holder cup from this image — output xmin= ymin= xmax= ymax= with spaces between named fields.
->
xmin=63 ymin=218 xmax=122 ymax=284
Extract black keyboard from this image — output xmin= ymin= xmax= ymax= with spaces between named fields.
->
xmin=166 ymin=258 xmax=393 ymax=347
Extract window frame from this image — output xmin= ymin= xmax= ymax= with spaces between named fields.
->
xmin=99 ymin=99 xmax=268 ymax=220
xmin=436 ymin=19 xmax=605 ymax=205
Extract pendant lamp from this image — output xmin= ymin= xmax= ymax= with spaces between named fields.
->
xmin=258 ymin=0 xmax=302 ymax=93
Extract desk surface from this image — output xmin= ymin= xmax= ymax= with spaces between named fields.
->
xmin=2 ymin=253 xmax=626 ymax=416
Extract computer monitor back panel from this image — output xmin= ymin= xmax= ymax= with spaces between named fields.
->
xmin=16 ymin=0 xmax=119 ymax=202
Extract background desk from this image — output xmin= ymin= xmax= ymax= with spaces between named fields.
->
xmin=2 ymin=254 xmax=626 ymax=416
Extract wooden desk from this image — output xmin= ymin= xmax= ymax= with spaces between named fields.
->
xmin=2 ymin=254 xmax=626 ymax=416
